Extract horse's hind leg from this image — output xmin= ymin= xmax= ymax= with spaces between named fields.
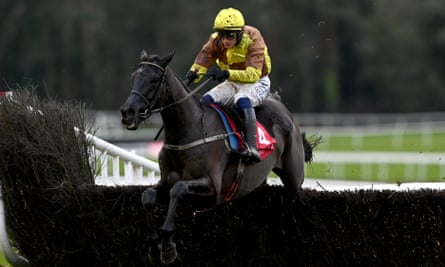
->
xmin=275 ymin=132 xmax=305 ymax=191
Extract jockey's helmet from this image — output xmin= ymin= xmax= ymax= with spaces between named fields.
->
xmin=213 ymin=8 xmax=245 ymax=31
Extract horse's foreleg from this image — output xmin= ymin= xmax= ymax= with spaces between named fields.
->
xmin=159 ymin=177 xmax=215 ymax=264
xmin=142 ymin=188 xmax=158 ymax=239
xmin=141 ymin=182 xmax=169 ymax=265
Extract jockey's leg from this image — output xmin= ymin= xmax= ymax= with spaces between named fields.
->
xmin=236 ymin=97 xmax=260 ymax=163
xmin=200 ymin=94 xmax=216 ymax=105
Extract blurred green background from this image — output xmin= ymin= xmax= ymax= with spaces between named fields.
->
xmin=2 ymin=0 xmax=445 ymax=113
xmin=1 ymin=2 xmax=445 ymax=264
xmin=304 ymin=130 xmax=445 ymax=183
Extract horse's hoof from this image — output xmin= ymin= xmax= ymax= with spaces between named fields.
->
xmin=160 ymin=242 xmax=177 ymax=264
xmin=148 ymin=244 xmax=161 ymax=265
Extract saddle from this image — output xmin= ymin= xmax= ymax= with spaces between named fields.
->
xmin=209 ymin=104 xmax=276 ymax=160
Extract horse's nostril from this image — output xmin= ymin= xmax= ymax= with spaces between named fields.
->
xmin=120 ymin=107 xmax=134 ymax=117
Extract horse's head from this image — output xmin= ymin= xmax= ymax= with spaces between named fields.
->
xmin=120 ymin=50 xmax=175 ymax=130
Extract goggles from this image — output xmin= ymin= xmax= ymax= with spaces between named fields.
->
xmin=217 ymin=31 xmax=239 ymax=40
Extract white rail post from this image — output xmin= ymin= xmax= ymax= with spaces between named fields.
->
xmin=74 ymin=127 xmax=161 ymax=186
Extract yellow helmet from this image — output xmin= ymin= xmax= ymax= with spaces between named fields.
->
xmin=213 ymin=8 xmax=245 ymax=31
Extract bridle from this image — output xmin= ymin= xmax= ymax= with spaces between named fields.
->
xmin=130 ymin=61 xmax=167 ymax=120
xmin=131 ymin=61 xmax=211 ymax=120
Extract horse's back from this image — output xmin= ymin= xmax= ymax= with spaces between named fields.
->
xmin=256 ymin=97 xmax=298 ymax=136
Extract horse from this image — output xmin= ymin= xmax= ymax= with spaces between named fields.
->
xmin=120 ymin=50 xmax=315 ymax=264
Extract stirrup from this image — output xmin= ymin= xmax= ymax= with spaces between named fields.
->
xmin=239 ymin=147 xmax=261 ymax=163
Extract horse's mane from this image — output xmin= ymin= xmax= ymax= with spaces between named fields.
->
xmin=170 ymin=69 xmax=192 ymax=93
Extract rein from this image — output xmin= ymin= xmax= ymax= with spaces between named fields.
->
xmin=132 ymin=61 xmax=211 ymax=120
xmin=151 ymin=77 xmax=212 ymax=113
xmin=132 ymin=61 xmax=226 ymax=151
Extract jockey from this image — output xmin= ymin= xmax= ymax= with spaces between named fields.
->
xmin=185 ymin=7 xmax=272 ymax=163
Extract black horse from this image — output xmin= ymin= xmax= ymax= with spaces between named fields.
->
xmin=120 ymin=50 xmax=315 ymax=264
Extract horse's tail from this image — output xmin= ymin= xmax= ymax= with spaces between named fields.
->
xmin=301 ymin=132 xmax=322 ymax=163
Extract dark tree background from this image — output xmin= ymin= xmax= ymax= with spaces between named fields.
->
xmin=1 ymin=0 xmax=445 ymax=113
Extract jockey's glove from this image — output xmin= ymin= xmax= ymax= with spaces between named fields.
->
xmin=206 ymin=67 xmax=229 ymax=82
xmin=185 ymin=70 xmax=199 ymax=84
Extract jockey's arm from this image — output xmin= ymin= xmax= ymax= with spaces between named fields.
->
xmin=227 ymin=66 xmax=261 ymax=83
xmin=189 ymin=63 xmax=208 ymax=83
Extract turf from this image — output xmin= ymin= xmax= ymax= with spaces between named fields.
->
xmin=315 ymin=132 xmax=445 ymax=152
xmin=303 ymin=131 xmax=445 ymax=182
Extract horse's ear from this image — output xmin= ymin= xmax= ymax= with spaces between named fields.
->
xmin=140 ymin=50 xmax=149 ymax=61
xmin=159 ymin=50 xmax=175 ymax=67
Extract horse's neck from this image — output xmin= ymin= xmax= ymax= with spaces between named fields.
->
xmin=161 ymin=69 xmax=204 ymax=140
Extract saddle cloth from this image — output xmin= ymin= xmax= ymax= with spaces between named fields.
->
xmin=209 ymin=104 xmax=276 ymax=160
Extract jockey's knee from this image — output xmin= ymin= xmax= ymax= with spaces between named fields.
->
xmin=200 ymin=94 xmax=215 ymax=105
xmin=235 ymin=97 xmax=252 ymax=110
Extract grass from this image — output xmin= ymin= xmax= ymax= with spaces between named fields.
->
xmin=316 ymin=132 xmax=445 ymax=152
xmin=304 ymin=163 xmax=445 ymax=183
xmin=0 ymin=253 xmax=11 ymax=267
xmin=304 ymin=131 xmax=445 ymax=182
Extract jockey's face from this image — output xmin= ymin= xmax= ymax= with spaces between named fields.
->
xmin=221 ymin=36 xmax=237 ymax=49
xmin=218 ymin=30 xmax=238 ymax=49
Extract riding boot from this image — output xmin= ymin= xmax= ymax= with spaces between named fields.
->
xmin=240 ymin=107 xmax=261 ymax=163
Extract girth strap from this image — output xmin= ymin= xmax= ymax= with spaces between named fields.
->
xmin=162 ymin=133 xmax=233 ymax=151
xmin=224 ymin=158 xmax=246 ymax=202
xmin=163 ymin=132 xmax=246 ymax=202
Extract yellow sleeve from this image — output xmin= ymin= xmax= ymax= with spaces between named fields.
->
xmin=189 ymin=64 xmax=208 ymax=83
xmin=227 ymin=66 xmax=261 ymax=83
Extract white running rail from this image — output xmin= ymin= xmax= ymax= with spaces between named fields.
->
xmin=74 ymin=128 xmax=160 ymax=186
xmin=79 ymin=128 xmax=445 ymax=185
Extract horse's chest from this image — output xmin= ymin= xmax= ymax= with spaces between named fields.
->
xmin=160 ymin=152 xmax=205 ymax=178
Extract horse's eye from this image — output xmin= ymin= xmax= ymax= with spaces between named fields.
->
xmin=152 ymin=77 xmax=160 ymax=83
